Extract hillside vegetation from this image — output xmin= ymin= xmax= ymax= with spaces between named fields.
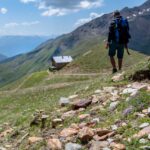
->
xmin=0 ymin=58 xmax=149 ymax=149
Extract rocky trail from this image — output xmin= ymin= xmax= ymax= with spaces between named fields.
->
xmin=0 ymin=72 xmax=150 ymax=150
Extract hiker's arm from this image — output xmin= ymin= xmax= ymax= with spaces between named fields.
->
xmin=106 ymin=23 xmax=113 ymax=48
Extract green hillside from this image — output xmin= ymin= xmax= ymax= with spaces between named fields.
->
xmin=0 ymin=36 xmax=146 ymax=88
xmin=0 ymin=58 xmax=149 ymax=149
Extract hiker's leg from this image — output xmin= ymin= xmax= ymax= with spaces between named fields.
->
xmin=110 ymin=57 xmax=117 ymax=69
xmin=118 ymin=59 xmax=123 ymax=70
xmin=109 ymin=41 xmax=116 ymax=69
xmin=117 ymin=44 xmax=124 ymax=70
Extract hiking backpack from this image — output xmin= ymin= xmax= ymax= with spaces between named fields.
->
xmin=113 ymin=17 xmax=131 ymax=44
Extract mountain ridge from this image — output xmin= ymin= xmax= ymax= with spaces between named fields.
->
xmin=0 ymin=0 xmax=150 ymax=87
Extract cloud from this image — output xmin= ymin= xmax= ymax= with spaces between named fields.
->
xmin=20 ymin=0 xmax=104 ymax=16
xmin=20 ymin=0 xmax=36 ymax=3
xmin=4 ymin=21 xmax=40 ymax=28
xmin=75 ymin=12 xmax=103 ymax=27
xmin=0 ymin=8 xmax=8 ymax=14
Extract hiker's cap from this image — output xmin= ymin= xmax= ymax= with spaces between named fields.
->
xmin=114 ymin=10 xmax=120 ymax=17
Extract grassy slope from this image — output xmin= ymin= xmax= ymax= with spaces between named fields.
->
xmin=65 ymin=39 xmax=146 ymax=73
xmin=0 ymin=58 xmax=149 ymax=149
xmin=0 ymin=35 xmax=146 ymax=88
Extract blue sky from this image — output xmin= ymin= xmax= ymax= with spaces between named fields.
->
xmin=0 ymin=0 xmax=147 ymax=36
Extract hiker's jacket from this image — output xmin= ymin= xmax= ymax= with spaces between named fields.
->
xmin=108 ymin=16 xmax=131 ymax=44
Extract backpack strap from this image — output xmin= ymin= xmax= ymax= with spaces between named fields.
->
xmin=114 ymin=19 xmax=120 ymax=43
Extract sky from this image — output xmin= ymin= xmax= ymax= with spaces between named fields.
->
xmin=0 ymin=0 xmax=147 ymax=36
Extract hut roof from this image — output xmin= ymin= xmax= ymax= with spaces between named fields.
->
xmin=52 ymin=56 xmax=73 ymax=64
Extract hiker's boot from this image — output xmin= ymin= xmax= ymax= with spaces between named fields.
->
xmin=112 ymin=68 xmax=118 ymax=74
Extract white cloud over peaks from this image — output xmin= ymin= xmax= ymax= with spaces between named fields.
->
xmin=41 ymin=0 xmax=104 ymax=16
xmin=20 ymin=0 xmax=104 ymax=16
xmin=4 ymin=21 xmax=39 ymax=28
xmin=75 ymin=12 xmax=104 ymax=27
xmin=20 ymin=0 xmax=37 ymax=3
xmin=0 ymin=8 xmax=8 ymax=14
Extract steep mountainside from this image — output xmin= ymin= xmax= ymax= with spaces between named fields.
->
xmin=0 ymin=0 xmax=150 ymax=87
xmin=0 ymin=35 xmax=50 ymax=57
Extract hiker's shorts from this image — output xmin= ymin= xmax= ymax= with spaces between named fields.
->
xmin=109 ymin=41 xmax=124 ymax=59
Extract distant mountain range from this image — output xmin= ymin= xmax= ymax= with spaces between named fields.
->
xmin=0 ymin=54 xmax=7 ymax=62
xmin=0 ymin=35 xmax=53 ymax=57
xmin=0 ymin=0 xmax=150 ymax=87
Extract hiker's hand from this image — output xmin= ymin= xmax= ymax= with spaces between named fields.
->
xmin=105 ymin=43 xmax=109 ymax=49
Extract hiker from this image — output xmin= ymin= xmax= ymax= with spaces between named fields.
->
xmin=106 ymin=10 xmax=131 ymax=73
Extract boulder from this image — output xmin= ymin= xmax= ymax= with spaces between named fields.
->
xmin=47 ymin=138 xmax=62 ymax=150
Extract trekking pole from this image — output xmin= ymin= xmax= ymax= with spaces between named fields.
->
xmin=125 ymin=44 xmax=131 ymax=55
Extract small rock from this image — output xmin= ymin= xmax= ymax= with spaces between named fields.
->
xmin=91 ymin=118 xmax=100 ymax=124
xmin=62 ymin=110 xmax=76 ymax=119
xmin=65 ymin=143 xmax=82 ymax=150
xmin=131 ymin=82 xmax=148 ymax=90
xmin=59 ymin=97 xmax=70 ymax=106
xmin=139 ymin=123 xmax=150 ymax=129
xmin=139 ymin=138 xmax=148 ymax=144
xmin=122 ymin=106 xmax=134 ymax=117
xmin=60 ymin=128 xmax=78 ymax=138
xmin=110 ymin=142 xmax=126 ymax=150
xmin=130 ymin=90 xmax=139 ymax=97
xmin=148 ymin=134 xmax=150 ymax=140
xmin=107 ymin=138 xmax=114 ymax=144
xmin=28 ymin=137 xmax=43 ymax=144
xmin=140 ymin=146 xmax=150 ymax=150
xmin=112 ymin=73 xmax=124 ymax=82
xmin=122 ymin=88 xmax=138 ymax=95
xmin=148 ymin=107 xmax=150 ymax=113
xmin=52 ymin=118 xmax=63 ymax=128
xmin=0 ymin=147 xmax=6 ymax=150
xmin=0 ymin=128 xmax=13 ymax=138
xmin=103 ymin=87 xmax=116 ymax=93
xmin=78 ymin=127 xmax=94 ymax=143
xmin=72 ymin=99 xmax=92 ymax=110
xmin=133 ymin=126 xmax=150 ymax=138
xmin=102 ymin=148 xmax=111 ymax=150
xmin=94 ymin=89 xmax=102 ymax=94
xmin=78 ymin=114 xmax=90 ymax=120
xmin=93 ymin=131 xmax=115 ymax=141
xmin=109 ymin=101 xmax=119 ymax=111
xmin=111 ymin=125 xmax=118 ymax=131
xmin=90 ymin=141 xmax=109 ymax=150
xmin=41 ymin=115 xmax=49 ymax=119
xmin=69 ymin=95 xmax=78 ymax=100
xmin=95 ymin=129 xmax=112 ymax=137
xmin=47 ymin=138 xmax=62 ymax=150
